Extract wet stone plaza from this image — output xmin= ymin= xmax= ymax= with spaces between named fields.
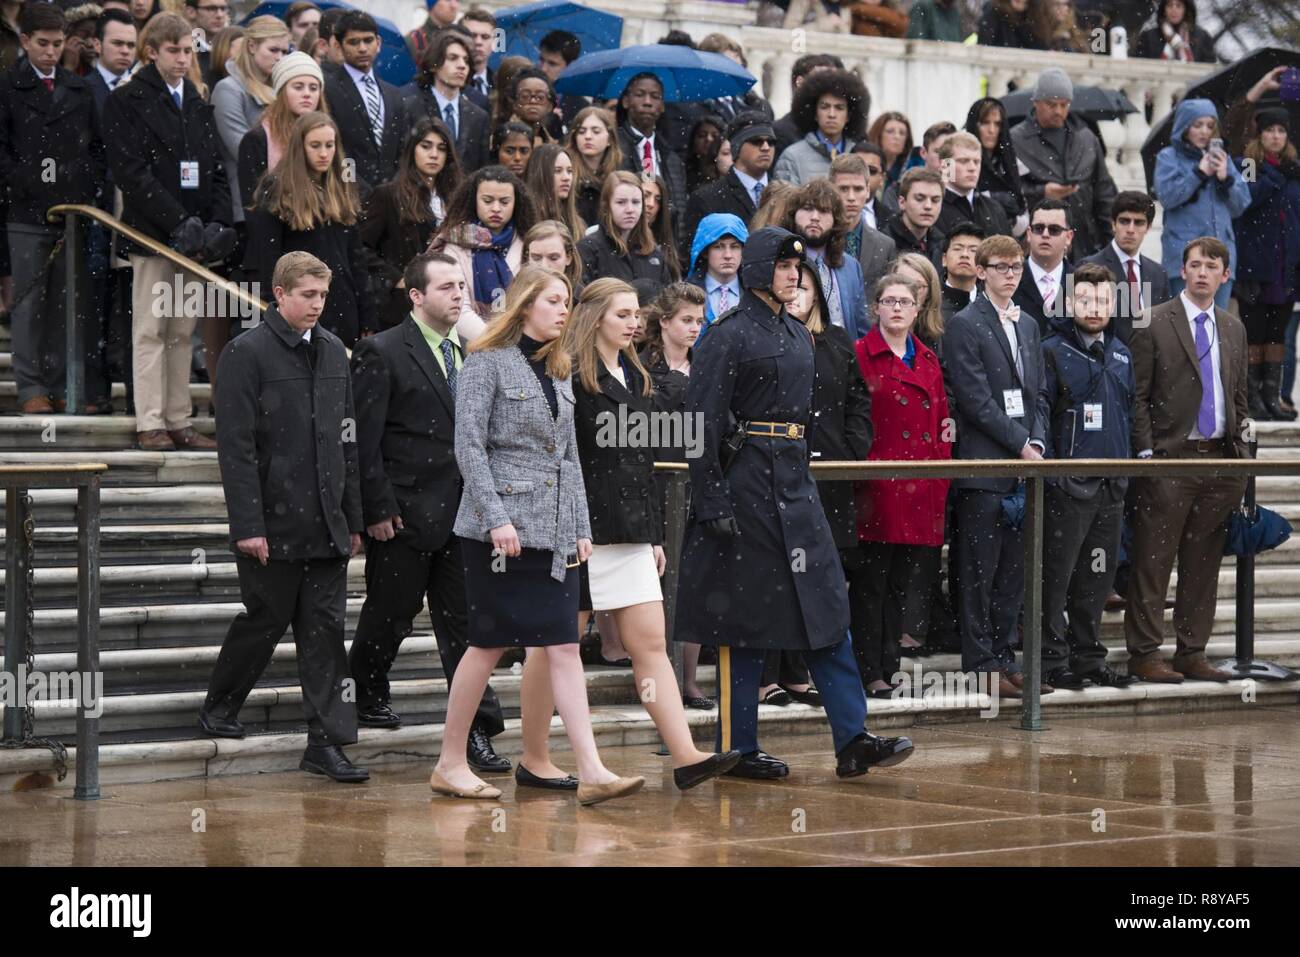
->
xmin=4 ymin=708 xmax=1300 ymax=866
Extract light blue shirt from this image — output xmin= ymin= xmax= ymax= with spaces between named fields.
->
xmin=432 ymin=86 xmax=460 ymax=130
xmin=344 ymin=62 xmax=383 ymax=125
xmin=704 ymin=274 xmax=741 ymax=319
xmin=733 ymin=166 xmax=768 ymax=206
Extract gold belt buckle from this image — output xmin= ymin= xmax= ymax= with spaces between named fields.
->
xmin=786 ymin=423 xmax=800 ymax=439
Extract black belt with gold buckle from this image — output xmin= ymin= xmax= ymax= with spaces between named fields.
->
xmin=745 ymin=421 xmax=806 ymax=440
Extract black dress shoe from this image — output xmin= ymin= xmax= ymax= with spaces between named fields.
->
xmin=516 ymin=764 xmax=579 ymax=790
xmin=1080 ymin=665 xmax=1137 ymax=688
xmin=835 ymin=732 xmax=915 ymax=778
xmin=761 ymin=688 xmax=791 ymax=706
xmin=780 ymin=685 xmax=823 ymax=708
xmin=197 ymin=710 xmax=245 ymax=738
xmin=357 ymin=703 xmax=402 ymax=728
xmin=674 ymin=750 xmax=743 ymax=790
xmin=1043 ymin=667 xmax=1086 ymax=690
xmin=467 ymin=726 xmax=511 ymax=773
xmin=682 ymin=695 xmax=716 ymax=710
xmin=724 ymin=750 xmax=789 ymax=779
xmin=300 ymin=744 xmax=369 ymax=782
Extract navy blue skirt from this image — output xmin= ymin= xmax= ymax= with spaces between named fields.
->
xmin=460 ymin=537 xmax=580 ymax=647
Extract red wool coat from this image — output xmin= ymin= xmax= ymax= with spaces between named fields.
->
xmin=854 ymin=327 xmax=952 ymax=546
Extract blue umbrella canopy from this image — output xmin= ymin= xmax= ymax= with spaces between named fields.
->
xmin=488 ymin=0 xmax=624 ymax=71
xmin=243 ymin=1 xmax=417 ymax=87
xmin=554 ymin=44 xmax=755 ymax=103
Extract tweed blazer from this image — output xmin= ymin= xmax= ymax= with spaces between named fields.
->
xmin=453 ymin=343 xmax=592 ymax=581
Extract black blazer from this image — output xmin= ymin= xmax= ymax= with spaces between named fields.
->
xmin=215 ymin=305 xmax=362 ymax=560
xmin=935 ymin=188 xmax=1011 ymax=244
xmin=681 ymin=168 xmax=759 ymax=267
xmin=103 ymin=64 xmax=232 ymax=256
xmin=236 ymin=125 xmax=269 ymax=212
xmin=359 ymin=181 xmax=437 ymax=330
xmin=942 ymin=294 xmax=1047 ymax=492
xmin=617 ymin=125 xmax=687 ymax=219
xmin=324 ymin=66 xmax=407 ymax=196
xmin=1079 ymin=243 xmax=1172 ymax=345
xmin=883 ymin=213 xmax=944 ymax=273
xmin=577 ymin=229 xmax=673 ymax=288
xmin=811 ymin=324 xmax=873 ymax=550
xmin=0 ymin=62 xmax=105 ymax=225
xmin=1013 ymin=258 xmax=1074 ymax=335
xmin=401 ymin=84 xmax=491 ymax=174
xmin=351 ymin=316 xmax=463 ymax=551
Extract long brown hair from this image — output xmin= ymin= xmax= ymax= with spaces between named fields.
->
xmin=1028 ymin=0 xmax=1087 ymax=52
xmin=469 ymin=264 xmax=572 ymax=379
xmin=261 ymin=72 xmax=330 ymax=159
xmin=643 ymin=174 xmax=682 ymax=280
xmin=522 ymin=220 xmax=584 ymax=292
xmin=749 ymin=180 xmax=798 ymax=231
xmin=524 ymin=143 xmax=585 ymax=241
xmin=600 ymin=170 xmax=655 ymax=257
xmin=867 ymin=110 xmax=914 ymax=165
xmin=1244 ymin=131 xmax=1298 ymax=166
xmin=255 ymin=111 xmax=359 ymax=230
xmin=641 ymin=282 xmax=705 ymax=366
xmin=566 ymin=106 xmax=623 ymax=188
xmin=891 ymin=252 xmax=943 ymax=345
xmin=564 ymin=277 xmax=653 ymax=396
xmin=392 ymin=117 xmax=463 ymax=225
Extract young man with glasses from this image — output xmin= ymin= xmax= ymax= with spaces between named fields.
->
xmin=939 ymin=221 xmax=984 ymax=322
xmin=831 ymin=152 xmax=896 ymax=301
xmin=1014 ymin=199 xmax=1075 ymax=334
xmin=681 ymin=111 xmax=774 ymax=261
xmin=943 ymin=234 xmax=1051 ymax=699
xmin=183 ymin=0 xmax=227 ymax=81
xmin=460 ymin=7 xmax=496 ymax=112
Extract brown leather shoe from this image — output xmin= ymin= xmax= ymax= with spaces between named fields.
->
xmin=20 ymin=396 xmax=54 ymax=414
xmin=998 ymin=675 xmax=1022 ymax=698
xmin=1104 ymin=592 xmax=1126 ymax=612
xmin=1129 ymin=659 xmax=1184 ymax=683
xmin=1177 ymin=659 xmax=1231 ymax=682
xmin=1007 ymin=672 xmax=1054 ymax=695
xmin=168 ymin=427 xmax=217 ymax=450
xmin=137 ymin=429 xmax=176 ymax=451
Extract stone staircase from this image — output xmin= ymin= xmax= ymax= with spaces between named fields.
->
xmin=2 ymin=329 xmax=1299 ymax=789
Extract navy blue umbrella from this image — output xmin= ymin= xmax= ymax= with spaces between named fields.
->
xmin=554 ymin=44 xmax=755 ymax=103
xmin=243 ymin=1 xmax=417 ymax=87
xmin=488 ymin=0 xmax=623 ymax=71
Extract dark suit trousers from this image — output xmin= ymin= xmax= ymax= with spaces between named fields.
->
xmin=1124 ymin=467 xmax=1246 ymax=668
xmin=349 ymin=535 xmax=504 ymax=736
xmin=204 ymin=556 xmax=357 ymax=746
xmin=1041 ymin=484 xmax=1122 ymax=673
xmin=849 ymin=541 xmax=930 ymax=685
xmin=955 ymin=489 xmax=1024 ymax=674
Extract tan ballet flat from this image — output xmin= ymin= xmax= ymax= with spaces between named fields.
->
xmin=430 ymin=770 xmax=502 ymax=800
xmin=576 ymin=775 xmax=645 ymax=806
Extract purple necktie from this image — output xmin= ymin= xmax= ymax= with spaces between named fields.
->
xmin=1194 ymin=312 xmax=1216 ymax=438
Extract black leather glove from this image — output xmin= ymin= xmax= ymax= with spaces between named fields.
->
xmin=200 ymin=222 xmax=238 ymax=264
xmin=701 ymin=516 xmax=739 ymax=539
xmin=168 ymin=216 xmax=205 ymax=258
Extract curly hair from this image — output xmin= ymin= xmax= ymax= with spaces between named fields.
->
xmin=439 ymin=165 xmax=535 ymax=239
xmin=791 ymin=69 xmax=870 ymax=140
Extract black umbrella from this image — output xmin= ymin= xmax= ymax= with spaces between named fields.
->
xmin=1140 ymin=47 xmax=1300 ymax=190
xmin=1001 ymin=85 xmax=1138 ymax=125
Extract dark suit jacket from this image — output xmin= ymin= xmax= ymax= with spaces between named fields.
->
xmin=358 ymin=181 xmax=437 ymax=330
xmin=942 ymin=294 xmax=1047 ymax=491
xmin=1079 ymin=243 xmax=1172 ymax=345
xmin=400 ymin=84 xmax=491 ymax=174
xmin=851 ymin=219 xmax=898 ymax=304
xmin=617 ymin=124 xmax=687 ymax=229
xmin=350 ymin=316 xmax=463 ymax=552
xmin=324 ymin=66 xmax=407 ymax=196
xmin=935 ymin=187 xmax=1011 ymax=242
xmin=682 ymin=168 xmax=760 ymax=267
xmin=1130 ymin=296 xmax=1249 ymax=459
xmin=1013 ymin=258 xmax=1074 ymax=336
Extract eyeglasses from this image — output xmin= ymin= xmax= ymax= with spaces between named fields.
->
xmin=515 ymin=91 xmax=552 ymax=104
xmin=1030 ymin=223 xmax=1070 ymax=237
xmin=196 ymin=3 xmax=228 ymax=10
xmin=748 ymin=137 xmax=775 ymax=147
xmin=984 ymin=262 xmax=1024 ymax=276
xmin=864 ymin=165 xmax=883 ymax=176
xmin=877 ymin=297 xmax=916 ymax=309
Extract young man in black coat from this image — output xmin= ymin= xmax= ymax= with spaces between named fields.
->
xmin=933 ymin=132 xmax=1011 ymax=242
xmin=883 ymin=167 xmax=945 ymax=272
xmin=401 ymin=29 xmax=490 ymax=175
xmin=680 ymin=113 xmax=775 ymax=265
xmin=103 ymin=11 xmax=232 ymax=451
xmin=0 ymin=2 xmax=107 ymax=414
xmin=347 ymin=252 xmax=510 ymax=774
xmin=199 ymin=250 xmax=368 ymax=783
xmin=324 ymin=10 xmax=407 ymax=197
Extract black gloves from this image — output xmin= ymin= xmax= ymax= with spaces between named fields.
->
xmin=701 ymin=516 xmax=739 ymax=539
xmin=168 ymin=216 xmax=205 ymax=257
xmin=200 ymin=222 xmax=237 ymax=264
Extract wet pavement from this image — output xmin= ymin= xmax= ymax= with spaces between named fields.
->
xmin=4 ymin=708 xmax=1300 ymax=866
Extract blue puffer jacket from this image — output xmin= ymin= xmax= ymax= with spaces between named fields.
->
xmin=1036 ymin=315 xmax=1135 ymax=494
xmin=1232 ymin=152 xmax=1300 ymax=288
xmin=1154 ymin=98 xmax=1252 ymax=279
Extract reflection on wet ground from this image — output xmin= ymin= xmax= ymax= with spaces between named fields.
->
xmin=5 ymin=708 xmax=1300 ymax=866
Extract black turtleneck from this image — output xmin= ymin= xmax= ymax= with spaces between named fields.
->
xmin=519 ymin=334 xmax=558 ymax=419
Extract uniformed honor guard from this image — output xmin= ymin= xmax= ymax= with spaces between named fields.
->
xmin=674 ymin=227 xmax=915 ymax=780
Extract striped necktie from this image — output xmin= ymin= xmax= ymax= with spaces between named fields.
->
xmin=440 ymin=338 xmax=458 ymax=397
xmin=361 ymin=75 xmax=383 ymax=148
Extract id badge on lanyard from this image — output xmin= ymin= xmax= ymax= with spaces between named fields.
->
xmin=180 ymin=161 xmax=200 ymax=190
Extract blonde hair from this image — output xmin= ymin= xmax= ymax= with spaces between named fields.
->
xmin=470 ymin=265 xmax=573 ymax=379
xmin=235 ymin=16 xmax=291 ymax=107
xmin=795 ymin=263 xmax=827 ymax=336
xmin=254 ymin=111 xmax=359 ymax=230
xmin=564 ymin=278 xmax=653 ymax=396
xmin=272 ymin=250 xmax=332 ymax=293
xmin=522 ymin=220 xmax=583 ymax=292
xmin=138 ymin=13 xmax=208 ymax=99
xmin=890 ymin=253 xmax=943 ymax=344
xmin=262 ymin=73 xmax=330 ymax=158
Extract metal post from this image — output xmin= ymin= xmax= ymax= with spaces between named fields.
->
xmin=1018 ymin=476 xmax=1044 ymax=731
xmin=73 ymin=477 xmax=101 ymax=800
xmin=64 ymin=214 xmax=83 ymax=415
xmin=2 ymin=488 xmax=30 ymax=740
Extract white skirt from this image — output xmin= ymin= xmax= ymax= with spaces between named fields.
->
xmin=587 ymin=543 xmax=662 ymax=610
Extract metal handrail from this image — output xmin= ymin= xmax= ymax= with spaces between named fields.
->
xmin=0 ymin=464 xmax=105 ymax=800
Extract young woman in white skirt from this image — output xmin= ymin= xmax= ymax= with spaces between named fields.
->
xmin=559 ymin=278 xmax=741 ymax=791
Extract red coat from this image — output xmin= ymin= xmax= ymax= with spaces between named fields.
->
xmin=854 ymin=327 xmax=952 ymax=546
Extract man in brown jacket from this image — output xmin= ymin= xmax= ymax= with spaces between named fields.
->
xmin=1125 ymin=236 xmax=1249 ymax=683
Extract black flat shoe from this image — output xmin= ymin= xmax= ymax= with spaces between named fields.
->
xmin=1043 ymin=667 xmax=1086 ymax=690
xmin=761 ymin=688 xmax=791 ymax=706
xmin=673 ymin=750 xmax=743 ymax=790
xmin=198 ymin=710 xmax=245 ymax=739
xmin=682 ymin=695 xmax=716 ymax=710
xmin=899 ymin=643 xmax=932 ymax=657
xmin=780 ymin=685 xmax=823 ymax=708
xmin=300 ymin=744 xmax=369 ymax=783
xmin=835 ymin=732 xmax=915 ymax=778
xmin=597 ymin=653 xmax=632 ymax=667
xmin=724 ymin=750 xmax=789 ymax=779
xmin=515 ymin=764 xmax=579 ymax=790
xmin=357 ymin=703 xmax=402 ymax=728
xmin=467 ymin=725 xmax=511 ymax=773
xmin=868 ymin=686 xmax=898 ymax=700
xmin=1080 ymin=665 xmax=1137 ymax=688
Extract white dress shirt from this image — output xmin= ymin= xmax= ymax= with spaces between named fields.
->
xmin=1181 ymin=292 xmax=1226 ymax=440
xmin=628 ymin=127 xmax=659 ymax=177
xmin=302 ymin=328 xmax=312 ymax=343
xmin=1111 ymin=240 xmax=1142 ymax=286
xmin=862 ymin=199 xmax=877 ymax=232
xmin=96 ymin=61 xmax=126 ymax=90
xmin=167 ymin=80 xmax=183 ymax=107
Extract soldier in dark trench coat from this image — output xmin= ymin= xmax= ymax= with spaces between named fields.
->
xmin=674 ymin=226 xmax=915 ymax=781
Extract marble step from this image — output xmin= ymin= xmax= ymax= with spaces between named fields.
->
xmin=0 ymin=380 xmax=210 ymax=413
xmin=22 ymin=484 xmax=228 ymax=525
xmin=0 ymin=450 xmax=220 ymax=486
xmin=0 ymin=414 xmax=215 ymax=451
xmin=0 ymin=522 xmax=231 ymax=566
